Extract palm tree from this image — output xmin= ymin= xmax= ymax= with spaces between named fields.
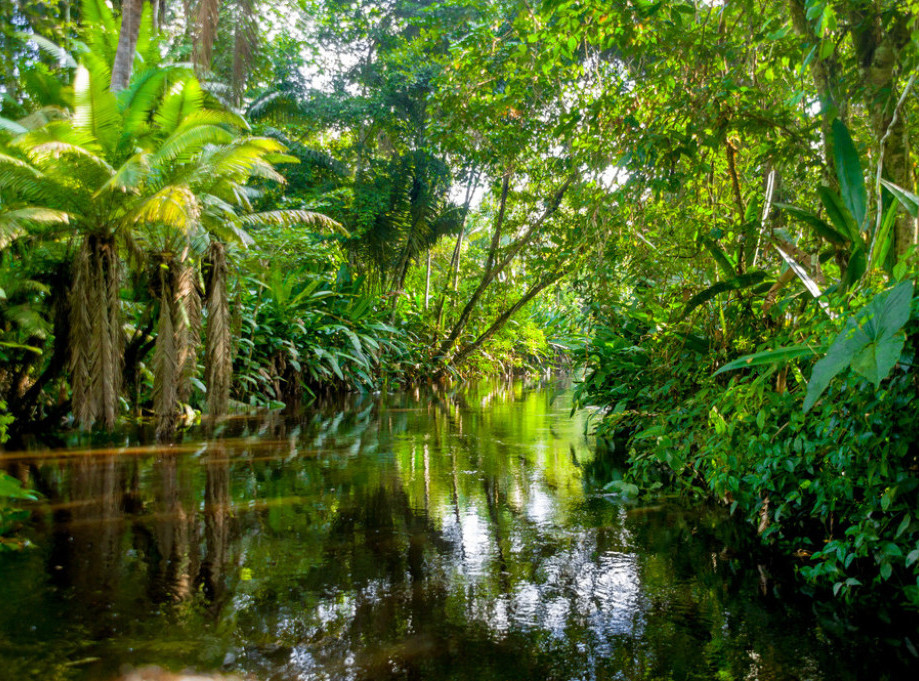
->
xmin=0 ymin=58 xmax=338 ymax=433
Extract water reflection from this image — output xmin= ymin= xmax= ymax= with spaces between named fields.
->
xmin=0 ymin=379 xmax=909 ymax=680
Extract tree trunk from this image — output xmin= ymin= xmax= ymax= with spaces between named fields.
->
xmin=69 ymin=234 xmax=123 ymax=430
xmin=787 ymin=0 xmax=848 ymax=187
xmin=153 ymin=266 xmax=179 ymax=442
xmin=193 ymin=0 xmax=221 ymax=74
xmin=111 ymin=0 xmax=144 ymax=91
xmin=424 ymin=249 xmax=431 ymax=310
xmin=449 ymin=270 xmax=566 ymax=368
xmin=848 ymin=8 xmax=914 ymax=256
xmin=438 ymin=174 xmax=573 ymax=358
xmin=204 ymin=242 xmax=232 ymax=417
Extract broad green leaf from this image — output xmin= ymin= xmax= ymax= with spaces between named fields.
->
xmin=0 ymin=472 xmax=37 ymax=500
xmin=774 ymin=202 xmax=848 ymax=246
xmin=832 ymin=118 xmax=867 ymax=230
xmin=817 ymin=186 xmax=860 ymax=243
xmin=850 ymin=333 xmax=906 ymax=387
xmin=681 ymin=271 xmax=768 ymax=319
xmin=842 ymin=244 xmax=866 ymax=290
xmin=715 ymin=344 xmax=825 ymax=375
xmin=880 ymin=178 xmax=919 ymax=217
xmin=804 ymin=280 xmax=914 ymax=410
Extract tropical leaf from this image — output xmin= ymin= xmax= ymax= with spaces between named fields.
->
xmin=153 ymin=124 xmax=236 ymax=166
xmin=880 ymin=178 xmax=919 ymax=218
xmin=81 ymin=0 xmax=119 ymax=61
xmin=774 ymin=202 xmax=848 ymax=246
xmin=868 ymin=202 xmax=898 ymax=273
xmin=832 ymin=118 xmax=867 ymax=231
xmin=132 ymin=185 xmax=201 ymax=231
xmin=0 ymin=117 xmax=27 ymax=136
xmin=0 ymin=207 xmax=69 ymax=247
xmin=715 ymin=345 xmax=826 ymax=375
xmin=240 ymin=209 xmax=348 ymax=235
xmin=72 ymin=64 xmax=120 ymax=152
xmin=154 ymin=78 xmax=205 ymax=133
xmin=804 ymin=281 xmax=913 ymax=411
xmin=16 ymin=32 xmax=76 ymax=68
xmin=119 ymin=67 xmax=171 ymax=136
xmin=816 ymin=185 xmax=860 ymax=243
xmin=681 ymin=271 xmax=768 ymax=319
xmin=96 ymin=153 xmax=150 ymax=195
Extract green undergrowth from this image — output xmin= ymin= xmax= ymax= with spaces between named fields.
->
xmin=576 ymin=279 xmax=919 ymax=610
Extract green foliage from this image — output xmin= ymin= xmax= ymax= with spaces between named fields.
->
xmin=0 ymin=399 xmax=38 ymax=551
xmin=805 ymin=281 xmax=913 ymax=410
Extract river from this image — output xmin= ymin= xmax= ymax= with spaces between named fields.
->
xmin=0 ymin=379 xmax=911 ymax=680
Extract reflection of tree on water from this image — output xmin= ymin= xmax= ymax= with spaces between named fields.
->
xmin=48 ymin=457 xmax=126 ymax=622
xmin=198 ymin=447 xmax=232 ymax=610
xmin=0 ymin=381 xmax=900 ymax=681
xmin=148 ymin=453 xmax=195 ymax=603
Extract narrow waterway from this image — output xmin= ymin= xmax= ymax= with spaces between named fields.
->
xmin=0 ymin=380 xmax=910 ymax=680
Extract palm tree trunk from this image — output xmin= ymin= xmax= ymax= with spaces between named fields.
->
xmin=153 ymin=266 xmax=179 ymax=442
xmin=69 ymin=234 xmax=123 ymax=430
xmin=205 ymin=242 xmax=232 ymax=417
xmin=111 ymin=0 xmax=145 ymax=91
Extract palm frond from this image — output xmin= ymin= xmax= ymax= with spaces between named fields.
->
xmin=73 ymin=64 xmax=120 ymax=152
xmin=119 ymin=67 xmax=171 ymax=136
xmin=15 ymin=32 xmax=77 ymax=68
xmin=0 ymin=117 xmax=27 ymax=136
xmin=96 ymin=152 xmax=151 ymax=195
xmin=0 ymin=207 xmax=69 ymax=248
xmin=132 ymin=184 xmax=201 ymax=232
xmin=241 ymin=210 xmax=348 ymax=236
xmin=152 ymin=124 xmax=235 ymax=166
xmin=154 ymin=77 xmax=205 ymax=134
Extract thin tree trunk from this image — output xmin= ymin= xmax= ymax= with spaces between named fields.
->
xmin=193 ymin=0 xmax=221 ymax=74
xmin=424 ymin=249 xmax=431 ymax=310
xmin=787 ymin=0 xmax=847 ymax=186
xmin=449 ymin=269 xmax=566 ymax=368
xmin=438 ymin=174 xmax=574 ymax=358
xmin=154 ymin=266 xmax=179 ymax=442
xmin=434 ymin=170 xmax=479 ymax=331
xmin=847 ymin=8 xmax=914 ymax=255
xmin=111 ymin=0 xmax=144 ymax=91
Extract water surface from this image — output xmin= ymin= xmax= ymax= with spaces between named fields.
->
xmin=0 ymin=380 xmax=910 ymax=680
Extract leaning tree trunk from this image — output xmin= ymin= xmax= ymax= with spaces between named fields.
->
xmin=69 ymin=234 xmax=123 ymax=430
xmin=204 ymin=242 xmax=232 ymax=417
xmin=111 ymin=0 xmax=145 ymax=91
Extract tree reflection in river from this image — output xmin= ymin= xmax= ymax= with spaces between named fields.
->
xmin=0 ymin=379 xmax=907 ymax=680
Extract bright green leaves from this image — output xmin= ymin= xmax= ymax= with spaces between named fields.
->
xmin=832 ymin=118 xmax=867 ymax=231
xmin=72 ymin=64 xmax=120 ymax=153
xmin=775 ymin=120 xmax=873 ymax=286
xmin=0 ymin=472 xmax=37 ymax=501
xmin=715 ymin=344 xmax=826 ymax=375
xmin=681 ymin=271 xmax=768 ymax=320
xmin=804 ymin=280 xmax=913 ymax=411
xmin=881 ymin=178 xmax=919 ymax=217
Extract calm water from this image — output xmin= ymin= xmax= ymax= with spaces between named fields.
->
xmin=0 ymin=380 xmax=912 ymax=680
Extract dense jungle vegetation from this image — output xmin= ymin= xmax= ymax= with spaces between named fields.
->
xmin=2 ymin=0 xmax=919 ymax=614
